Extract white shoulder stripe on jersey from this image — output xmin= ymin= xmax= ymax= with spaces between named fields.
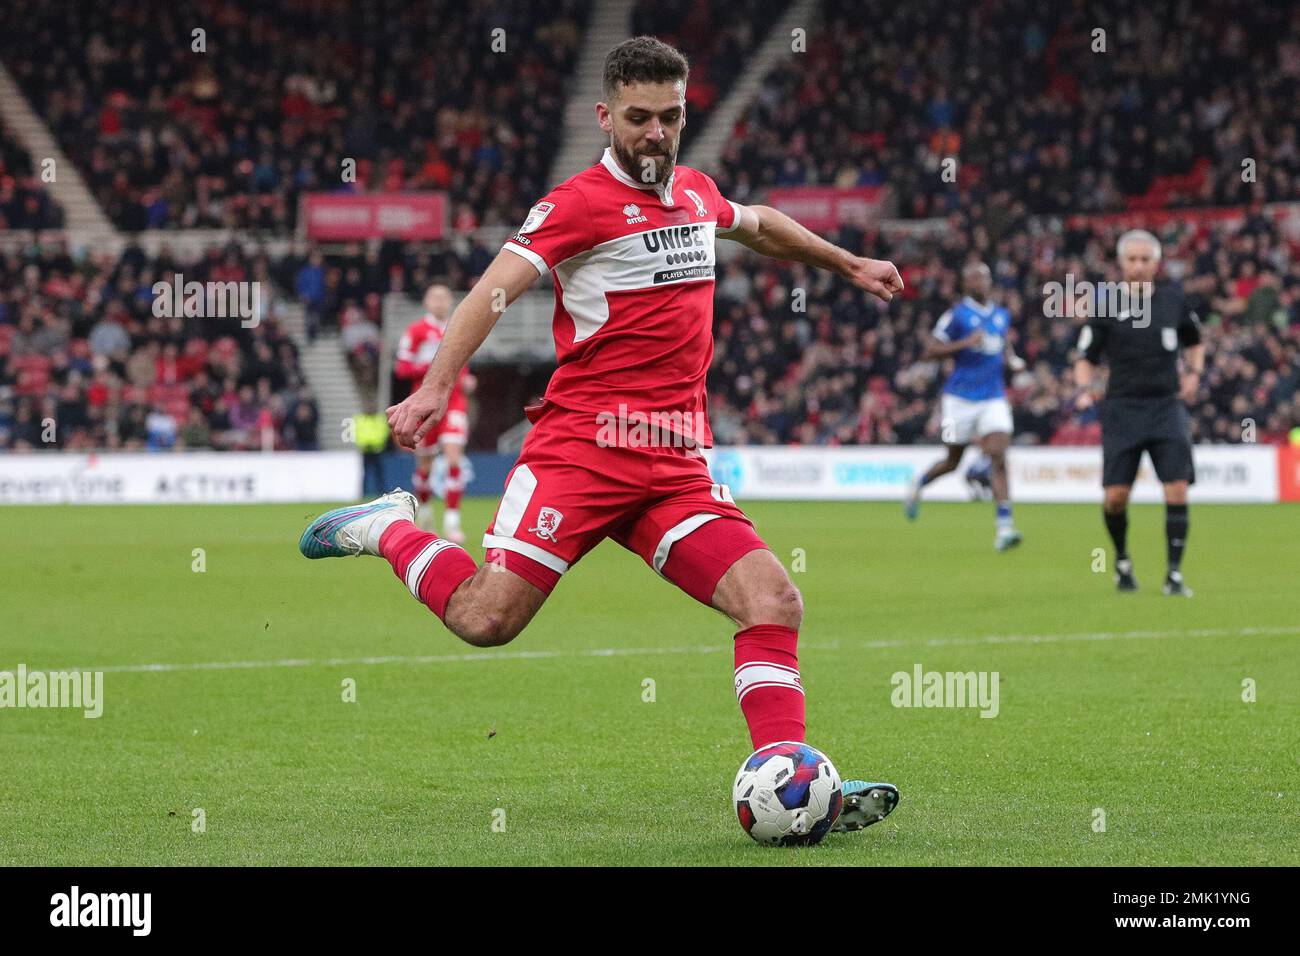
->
xmin=503 ymin=241 xmax=549 ymax=276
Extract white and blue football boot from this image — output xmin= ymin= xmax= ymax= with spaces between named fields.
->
xmin=299 ymin=489 xmax=417 ymax=559
xmin=902 ymin=481 xmax=922 ymax=521
xmin=994 ymin=527 xmax=1023 ymax=551
xmin=832 ymin=780 xmax=900 ymax=833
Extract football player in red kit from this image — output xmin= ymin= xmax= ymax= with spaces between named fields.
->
xmin=395 ymin=284 xmax=476 ymax=542
xmin=301 ymin=37 xmax=902 ymax=832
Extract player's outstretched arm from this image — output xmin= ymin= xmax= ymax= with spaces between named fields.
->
xmin=387 ymin=249 xmax=539 ymax=449
xmin=923 ymin=330 xmax=983 ymax=361
xmin=1005 ymin=337 xmax=1027 ymax=372
xmin=724 ymin=203 xmax=903 ymax=302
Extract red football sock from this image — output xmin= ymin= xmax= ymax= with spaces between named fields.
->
xmin=733 ymin=624 xmax=805 ymax=748
xmin=412 ymin=466 xmax=432 ymax=505
xmin=445 ymin=463 xmax=463 ymax=511
xmin=378 ymin=520 xmax=477 ymax=619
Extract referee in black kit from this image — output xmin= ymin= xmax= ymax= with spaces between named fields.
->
xmin=1073 ymin=229 xmax=1205 ymax=596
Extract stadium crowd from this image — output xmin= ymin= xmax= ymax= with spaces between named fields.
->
xmin=0 ymin=0 xmax=589 ymax=232
xmin=0 ymin=241 xmax=320 ymax=451
xmin=314 ymin=201 xmax=1297 ymax=452
xmin=629 ymin=0 xmax=788 ymax=138
xmin=1 ymin=0 xmax=1297 ymax=455
xmin=717 ymin=0 xmax=1300 ymax=217
xmin=1 ymin=120 xmax=63 ymax=230
xmin=707 ymin=208 xmax=1300 ymax=447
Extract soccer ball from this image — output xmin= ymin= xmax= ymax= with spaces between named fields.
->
xmin=733 ymin=741 xmax=842 ymax=846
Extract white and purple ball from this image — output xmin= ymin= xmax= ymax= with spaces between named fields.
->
xmin=733 ymin=741 xmax=842 ymax=846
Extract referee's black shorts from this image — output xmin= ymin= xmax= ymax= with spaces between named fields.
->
xmin=1100 ymin=396 xmax=1195 ymax=487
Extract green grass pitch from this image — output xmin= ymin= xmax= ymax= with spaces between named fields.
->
xmin=1 ymin=499 xmax=1296 ymax=866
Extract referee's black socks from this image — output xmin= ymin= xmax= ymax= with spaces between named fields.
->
xmin=1166 ymin=503 xmax=1189 ymax=573
xmin=1103 ymin=507 xmax=1129 ymax=561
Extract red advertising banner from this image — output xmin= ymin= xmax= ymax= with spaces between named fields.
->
xmin=302 ymin=193 xmax=448 ymax=241
xmin=1278 ymin=445 xmax=1300 ymax=502
xmin=764 ymin=186 xmax=888 ymax=231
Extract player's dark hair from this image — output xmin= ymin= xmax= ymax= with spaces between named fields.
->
xmin=603 ymin=36 xmax=689 ymax=100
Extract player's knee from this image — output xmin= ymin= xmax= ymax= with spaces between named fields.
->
xmin=775 ymin=582 xmax=804 ymax=629
xmin=453 ymin=609 xmax=520 ymax=647
xmin=445 ymin=588 xmax=523 ymax=647
xmin=748 ymin=580 xmax=803 ymax=630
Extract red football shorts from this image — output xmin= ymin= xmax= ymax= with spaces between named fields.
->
xmin=417 ymin=403 xmax=469 ymax=450
xmin=482 ymin=401 xmax=767 ymax=602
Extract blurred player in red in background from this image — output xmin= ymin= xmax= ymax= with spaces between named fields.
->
xmin=394 ymin=284 xmax=477 ymax=542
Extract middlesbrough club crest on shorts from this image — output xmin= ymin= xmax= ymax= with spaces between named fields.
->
xmin=529 ymin=507 xmax=564 ymax=542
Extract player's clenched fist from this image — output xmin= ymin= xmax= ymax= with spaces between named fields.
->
xmin=387 ymin=384 xmax=449 ymax=450
xmin=843 ymin=257 xmax=904 ymax=302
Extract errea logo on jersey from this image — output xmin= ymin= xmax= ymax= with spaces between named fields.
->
xmin=623 ymin=203 xmax=648 ymax=225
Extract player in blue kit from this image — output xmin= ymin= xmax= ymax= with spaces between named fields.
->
xmin=904 ymin=262 xmax=1025 ymax=550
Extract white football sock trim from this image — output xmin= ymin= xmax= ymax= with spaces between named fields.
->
xmin=734 ymin=661 xmax=804 ymax=702
xmin=404 ymin=539 xmax=464 ymax=598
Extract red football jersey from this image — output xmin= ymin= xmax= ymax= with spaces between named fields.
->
xmin=502 ymin=148 xmax=744 ymax=448
xmin=396 ymin=314 xmax=469 ymax=407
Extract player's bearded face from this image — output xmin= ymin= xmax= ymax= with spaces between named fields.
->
xmin=608 ymin=82 xmax=684 ymax=186
xmin=613 ymin=132 xmax=678 ymax=186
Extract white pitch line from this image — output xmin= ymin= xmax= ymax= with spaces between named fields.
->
xmin=863 ymin=624 xmax=1300 ymax=650
xmin=62 ymin=643 xmax=747 ymax=675
xmin=47 ymin=626 xmax=1299 ymax=676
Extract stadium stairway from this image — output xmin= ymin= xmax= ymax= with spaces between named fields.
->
xmin=244 ymin=299 xmax=361 ymax=453
xmin=548 ymin=0 xmax=639 ymax=184
xmin=681 ymin=0 xmax=817 ymax=173
xmin=0 ymin=62 xmax=115 ymax=239
xmin=300 ymin=329 xmax=364 ymax=451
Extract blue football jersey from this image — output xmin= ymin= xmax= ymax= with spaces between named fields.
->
xmin=933 ymin=297 xmax=1010 ymax=401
